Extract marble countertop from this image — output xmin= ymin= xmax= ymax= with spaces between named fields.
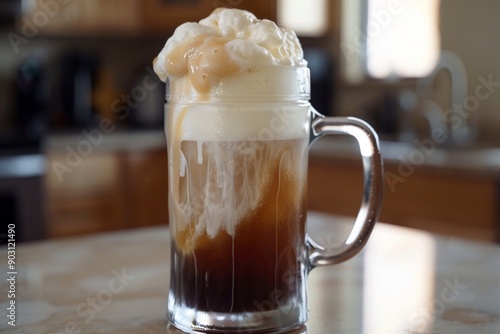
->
xmin=1 ymin=212 xmax=499 ymax=333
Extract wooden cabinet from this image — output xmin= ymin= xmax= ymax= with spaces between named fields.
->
xmin=46 ymin=148 xmax=168 ymax=238
xmin=125 ymin=149 xmax=169 ymax=228
xmin=22 ymin=0 xmax=276 ymax=36
xmin=46 ymin=152 xmax=127 ymax=237
xmin=23 ymin=0 xmax=142 ymax=36
xmin=308 ymin=156 xmax=498 ymax=242
xmin=143 ymin=0 xmax=276 ymax=33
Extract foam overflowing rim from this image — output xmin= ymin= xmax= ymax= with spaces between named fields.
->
xmin=165 ymin=65 xmax=311 ymax=102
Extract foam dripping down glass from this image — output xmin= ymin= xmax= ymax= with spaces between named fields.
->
xmin=154 ymin=8 xmax=384 ymax=333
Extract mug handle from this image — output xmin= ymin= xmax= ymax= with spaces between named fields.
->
xmin=307 ymin=115 xmax=384 ymax=267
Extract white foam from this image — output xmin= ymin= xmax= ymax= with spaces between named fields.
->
xmin=168 ymin=65 xmax=310 ymax=100
xmin=172 ymin=102 xmax=310 ymax=142
xmin=167 ymin=66 xmax=311 ymax=142
xmin=154 ymin=8 xmax=306 ymax=83
xmin=155 ymin=8 xmax=311 ymax=143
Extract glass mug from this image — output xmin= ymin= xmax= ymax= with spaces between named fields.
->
xmin=165 ymin=66 xmax=383 ymax=333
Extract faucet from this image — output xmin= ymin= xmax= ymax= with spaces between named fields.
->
xmin=415 ymin=50 xmax=478 ymax=147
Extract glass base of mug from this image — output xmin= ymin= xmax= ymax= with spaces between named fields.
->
xmin=167 ymin=299 xmax=305 ymax=333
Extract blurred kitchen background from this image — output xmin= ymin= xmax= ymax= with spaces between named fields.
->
xmin=0 ymin=0 xmax=499 ymax=243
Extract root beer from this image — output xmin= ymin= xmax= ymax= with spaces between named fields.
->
xmin=169 ymin=138 xmax=308 ymax=313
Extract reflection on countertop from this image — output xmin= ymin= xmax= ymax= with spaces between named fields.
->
xmin=307 ymin=212 xmax=500 ymax=334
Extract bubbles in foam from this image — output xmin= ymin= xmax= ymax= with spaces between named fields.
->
xmin=172 ymin=94 xmax=310 ymax=142
xmin=153 ymin=8 xmax=306 ymax=90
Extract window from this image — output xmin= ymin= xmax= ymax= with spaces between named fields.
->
xmin=342 ymin=0 xmax=441 ymax=82
xmin=277 ymin=0 xmax=328 ymax=37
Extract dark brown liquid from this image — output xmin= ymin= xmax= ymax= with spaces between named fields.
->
xmin=169 ymin=139 xmax=308 ymax=313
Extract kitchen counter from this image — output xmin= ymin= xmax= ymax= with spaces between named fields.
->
xmin=310 ymin=137 xmax=500 ymax=181
xmin=45 ymin=129 xmax=166 ymax=153
xmin=46 ymin=129 xmax=500 ymax=179
xmin=42 ymin=130 xmax=500 ymax=240
xmin=308 ymin=136 xmax=500 ymax=242
xmin=1 ymin=212 xmax=499 ymax=333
